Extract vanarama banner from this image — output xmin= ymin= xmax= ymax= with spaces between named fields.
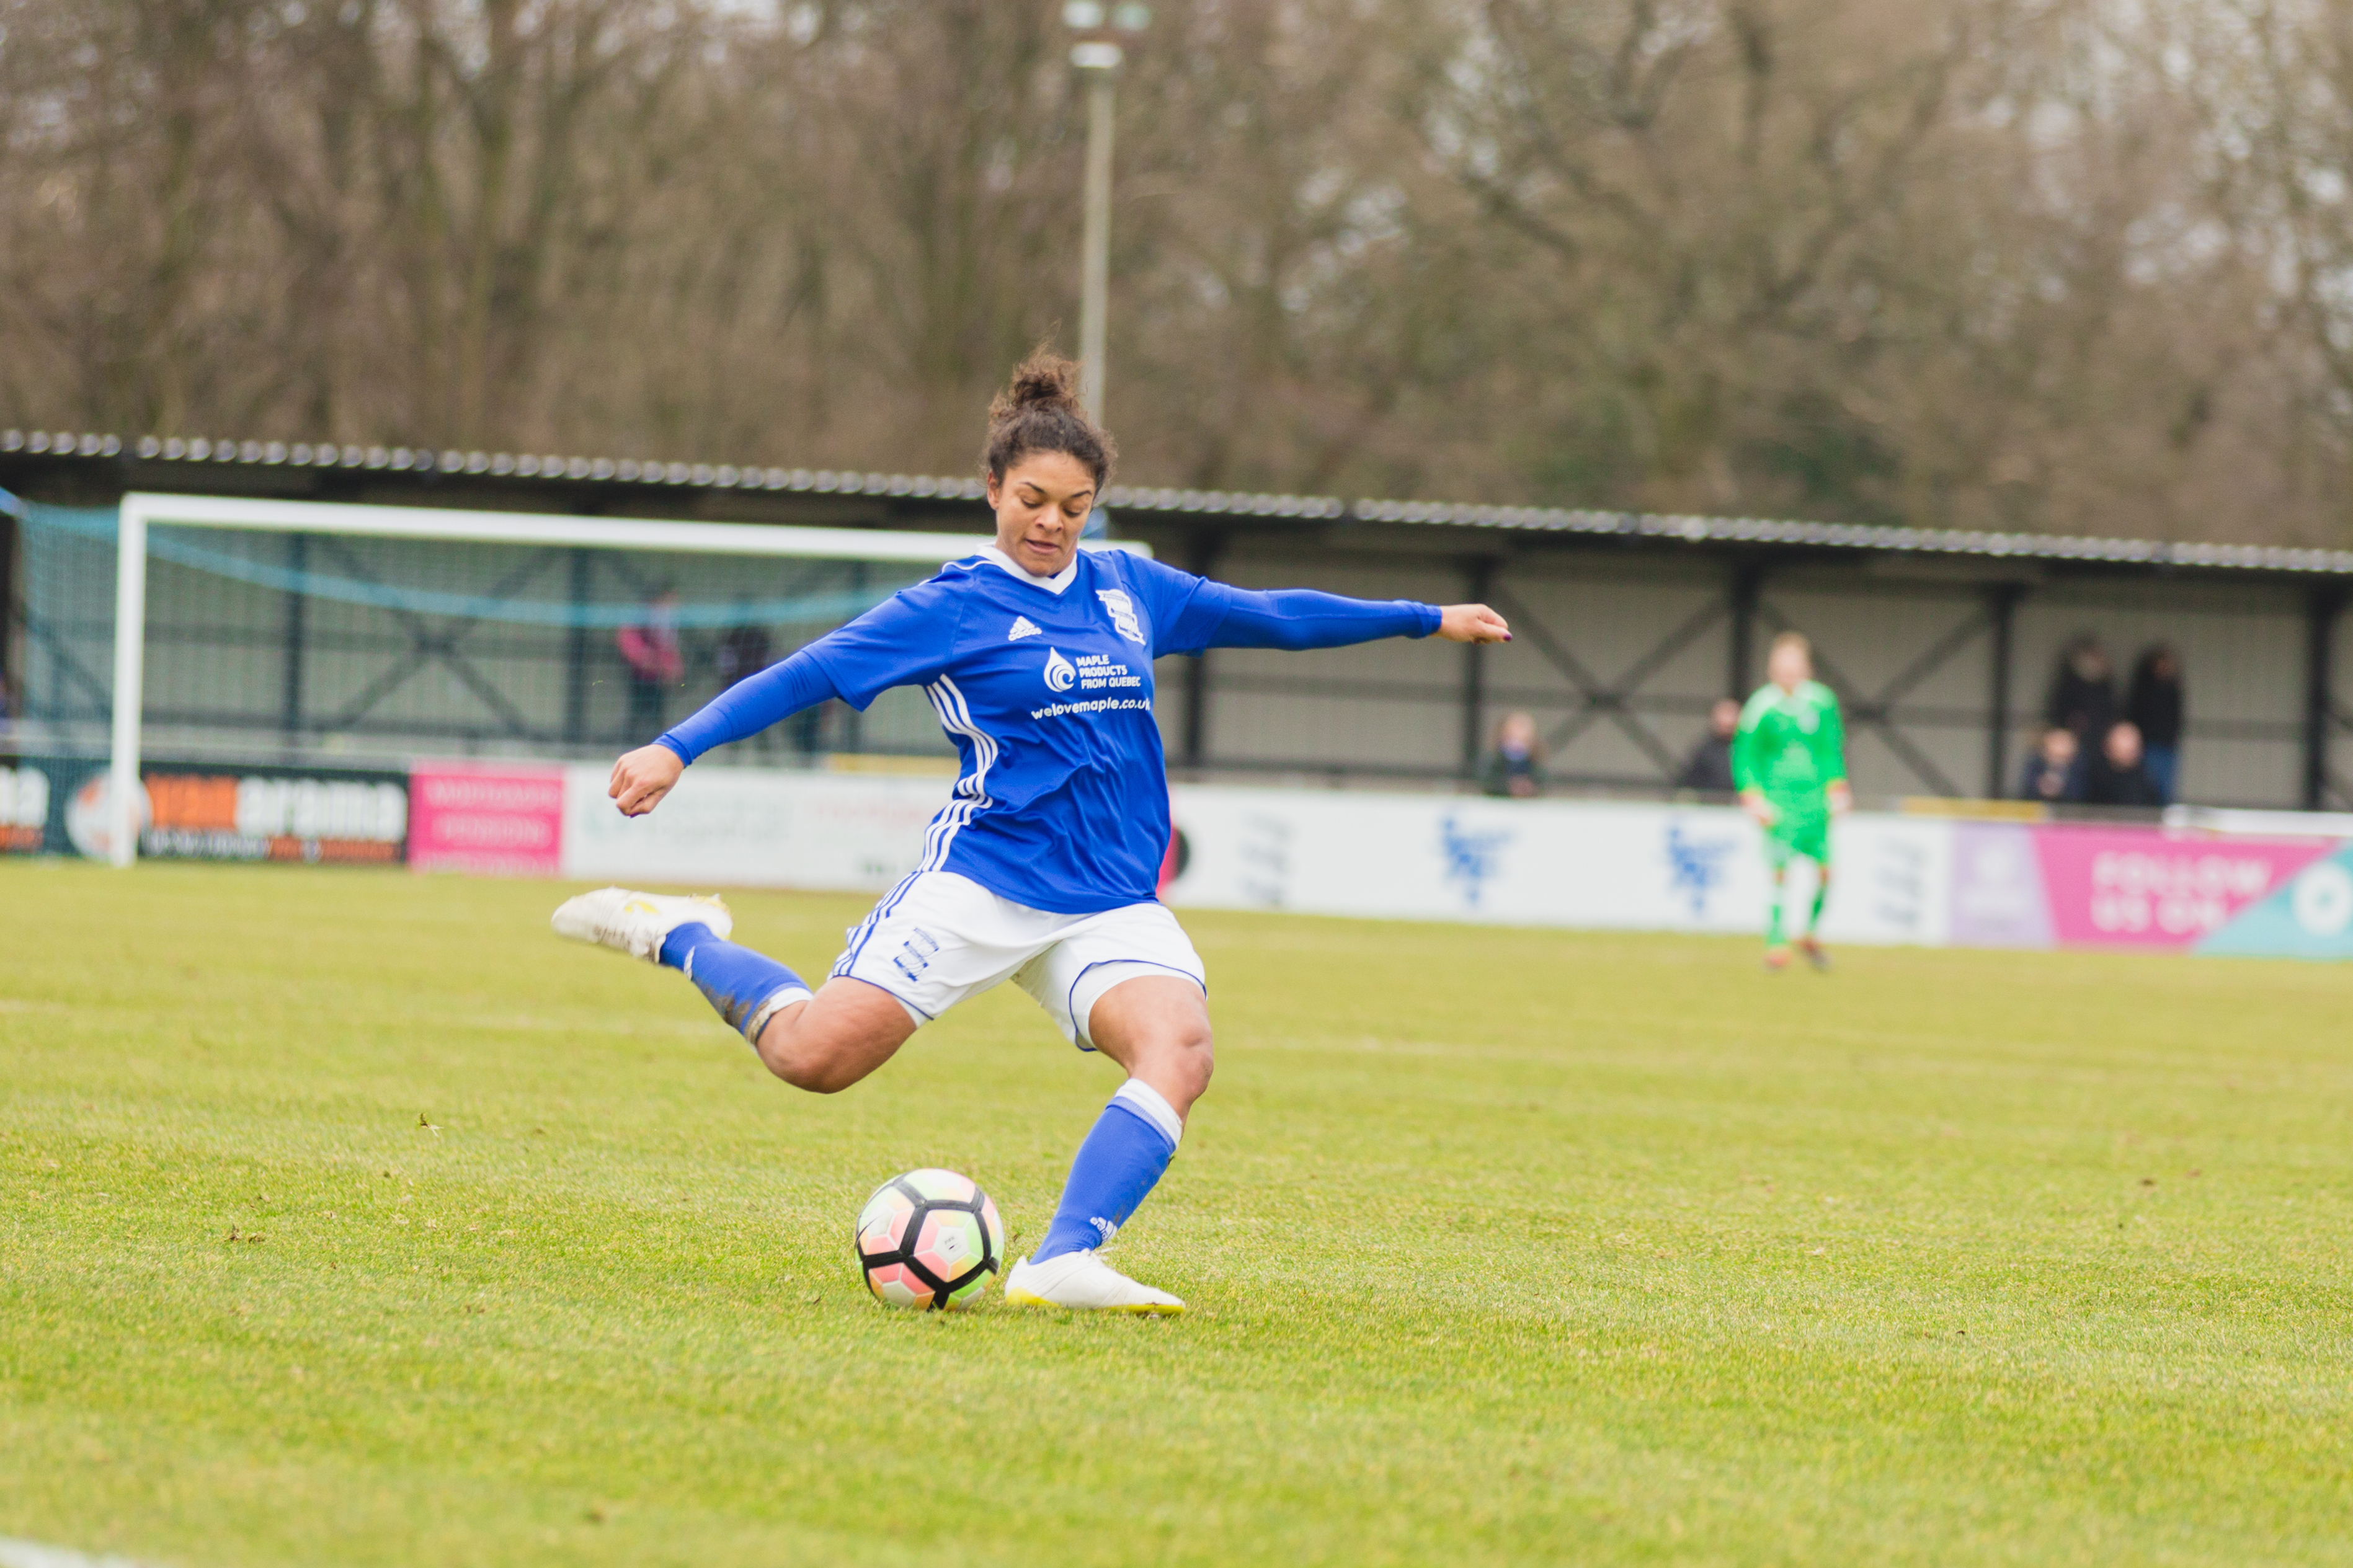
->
xmin=138 ymin=764 xmax=409 ymax=863
xmin=0 ymin=757 xmax=411 ymax=863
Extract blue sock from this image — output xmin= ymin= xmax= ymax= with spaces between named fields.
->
xmin=658 ymin=923 xmax=812 ymax=1045
xmin=1034 ymin=1081 xmax=1182 ymax=1261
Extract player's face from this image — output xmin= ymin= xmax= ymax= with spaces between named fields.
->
xmin=1769 ymin=645 xmax=1811 ymax=691
xmin=988 ymin=452 xmax=1097 ymax=577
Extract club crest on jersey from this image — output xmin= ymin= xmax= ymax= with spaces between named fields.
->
xmin=1043 ymin=647 xmax=1078 ymax=693
xmin=1095 ymin=588 xmax=1145 ymax=645
xmin=1008 ymin=616 xmax=1042 ymax=642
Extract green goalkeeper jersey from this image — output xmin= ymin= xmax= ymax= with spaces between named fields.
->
xmin=1732 ymin=680 xmax=1846 ymax=810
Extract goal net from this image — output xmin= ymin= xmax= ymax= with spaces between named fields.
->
xmin=7 ymin=491 xmax=1107 ymax=865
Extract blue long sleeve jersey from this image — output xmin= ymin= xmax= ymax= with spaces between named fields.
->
xmin=657 ymin=547 xmax=1441 ymax=913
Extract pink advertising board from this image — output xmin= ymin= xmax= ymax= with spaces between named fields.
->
xmin=407 ymin=763 xmax=566 ymax=877
xmin=2031 ymin=826 xmax=2334 ymax=949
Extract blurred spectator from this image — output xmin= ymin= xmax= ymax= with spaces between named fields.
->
xmin=716 ymin=616 xmax=776 ymax=753
xmin=716 ymin=619 xmax=772 ymax=689
xmin=1479 ymin=711 xmax=1545 ymax=798
xmin=2045 ymin=635 xmax=2117 ymax=746
xmin=1676 ymin=698 xmax=1741 ymax=793
xmin=2016 ymin=725 xmax=2083 ymax=803
xmin=617 ymin=589 xmax=683 ymax=740
xmin=2127 ymin=644 xmax=2185 ymax=804
xmin=2084 ymin=720 xmax=2163 ymax=807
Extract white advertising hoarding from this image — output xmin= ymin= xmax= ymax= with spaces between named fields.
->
xmin=559 ymin=765 xmax=949 ymax=893
xmin=1160 ymin=786 xmax=1951 ymax=947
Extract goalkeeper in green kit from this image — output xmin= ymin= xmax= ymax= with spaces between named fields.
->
xmin=1733 ymin=632 xmax=1851 ymax=970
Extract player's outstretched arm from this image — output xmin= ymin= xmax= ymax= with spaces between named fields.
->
xmin=1174 ymin=581 xmax=1510 ymax=653
xmin=609 ymin=587 xmax=961 ymax=817
xmin=1433 ymin=603 xmax=1511 ymax=644
xmin=608 ymin=643 xmax=845 ymax=817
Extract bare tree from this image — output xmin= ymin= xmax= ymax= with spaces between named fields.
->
xmin=0 ymin=0 xmax=2344 ymax=546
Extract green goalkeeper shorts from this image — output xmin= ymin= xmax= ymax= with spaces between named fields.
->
xmin=1763 ymin=807 xmax=1831 ymax=869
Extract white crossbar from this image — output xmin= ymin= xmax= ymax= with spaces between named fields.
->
xmin=118 ymin=490 xmax=1009 ymax=561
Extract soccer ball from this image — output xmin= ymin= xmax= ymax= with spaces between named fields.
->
xmin=854 ymin=1169 xmax=1007 ymax=1310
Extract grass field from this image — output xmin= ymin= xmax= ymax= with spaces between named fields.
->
xmin=4 ymin=859 xmax=2351 ymax=1567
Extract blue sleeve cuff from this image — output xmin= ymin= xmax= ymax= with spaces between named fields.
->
xmin=1413 ymin=603 xmax=1442 ymax=637
xmin=655 ymin=733 xmax=696 ymax=765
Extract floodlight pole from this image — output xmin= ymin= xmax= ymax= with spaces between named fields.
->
xmin=1067 ymin=2 xmax=1147 ymax=422
xmin=1074 ymin=48 xmax=1119 ymax=423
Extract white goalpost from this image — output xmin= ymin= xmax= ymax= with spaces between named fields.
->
xmin=101 ymin=490 xmax=1142 ymax=868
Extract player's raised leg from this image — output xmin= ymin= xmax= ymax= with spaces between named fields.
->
xmin=552 ymin=886 xmax=916 ymax=1091
xmin=554 ymin=884 xmax=810 ymax=1030
xmin=1005 ymin=975 xmax=1209 ymax=1314
xmin=745 ymin=979 xmax=917 ymax=1093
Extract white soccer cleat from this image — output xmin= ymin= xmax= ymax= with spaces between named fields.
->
xmin=549 ymin=887 xmax=733 ymax=964
xmin=1003 ymin=1250 xmax=1186 ymax=1314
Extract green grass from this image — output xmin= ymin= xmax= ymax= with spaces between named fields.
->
xmin=3 ymin=859 xmax=2351 ymax=1567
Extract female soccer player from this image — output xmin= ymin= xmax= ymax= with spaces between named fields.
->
xmin=554 ymin=354 xmax=1511 ymax=1313
xmin=1732 ymin=631 xmax=1850 ymax=971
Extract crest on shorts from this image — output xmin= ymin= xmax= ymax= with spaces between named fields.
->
xmin=1095 ymin=589 xmax=1145 ymax=645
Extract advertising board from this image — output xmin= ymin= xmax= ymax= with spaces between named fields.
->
xmin=408 ymin=763 xmax=566 ymax=877
xmin=2197 ymin=842 xmax=2353 ymax=958
xmin=0 ymin=759 xmax=60 ymax=854
xmin=135 ymin=764 xmax=409 ymax=863
xmin=1159 ymin=786 xmax=1954 ymax=947
xmin=558 ymin=764 xmax=948 ymax=893
xmin=2 ymin=757 xmax=408 ymax=864
xmin=2033 ymin=826 xmax=2333 ymax=948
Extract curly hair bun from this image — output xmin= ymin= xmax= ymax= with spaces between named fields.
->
xmin=990 ymin=352 xmax=1085 ymax=422
xmin=982 ymin=345 xmax=1116 ymax=486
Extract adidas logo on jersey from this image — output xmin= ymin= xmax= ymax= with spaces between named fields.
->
xmin=1008 ymin=616 xmax=1043 ymax=642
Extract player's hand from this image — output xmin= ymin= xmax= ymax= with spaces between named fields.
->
xmin=1436 ymin=604 xmax=1511 ymax=644
xmin=1828 ymin=781 xmax=1853 ymax=817
xmin=610 ymin=744 xmax=685 ymax=817
xmin=1741 ymin=789 xmax=1778 ymax=827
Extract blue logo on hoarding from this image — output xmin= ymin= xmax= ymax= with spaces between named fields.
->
xmin=1665 ymin=820 xmax=1738 ymax=916
xmin=1439 ymin=815 xmax=1513 ymax=908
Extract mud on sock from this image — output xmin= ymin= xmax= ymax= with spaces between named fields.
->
xmin=659 ymin=923 xmax=811 ymax=1044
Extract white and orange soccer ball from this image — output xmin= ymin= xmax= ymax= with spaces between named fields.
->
xmin=854 ymin=1169 xmax=1007 ymax=1310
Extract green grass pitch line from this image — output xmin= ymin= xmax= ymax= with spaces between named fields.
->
xmin=2 ymin=859 xmax=2349 ymax=1566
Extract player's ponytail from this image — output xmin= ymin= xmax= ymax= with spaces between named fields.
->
xmin=982 ymin=347 xmax=1117 ymax=489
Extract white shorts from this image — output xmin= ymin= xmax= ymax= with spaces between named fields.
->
xmin=830 ymin=871 xmax=1206 ymax=1048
